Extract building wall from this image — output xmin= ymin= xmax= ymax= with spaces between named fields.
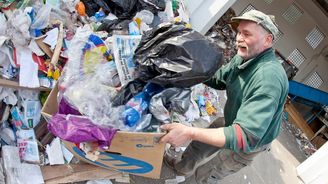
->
xmin=231 ymin=0 xmax=328 ymax=93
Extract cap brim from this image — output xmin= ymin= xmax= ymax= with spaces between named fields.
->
xmin=231 ymin=16 xmax=258 ymax=23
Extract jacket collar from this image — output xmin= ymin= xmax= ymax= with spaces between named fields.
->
xmin=237 ymin=48 xmax=274 ymax=70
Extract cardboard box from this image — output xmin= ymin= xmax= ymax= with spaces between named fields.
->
xmin=41 ymin=164 xmax=124 ymax=184
xmin=41 ymin=85 xmax=166 ymax=178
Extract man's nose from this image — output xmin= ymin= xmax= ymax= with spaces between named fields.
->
xmin=236 ymin=33 xmax=244 ymax=42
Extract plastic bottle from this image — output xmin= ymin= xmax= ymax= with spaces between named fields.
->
xmin=94 ymin=10 xmax=105 ymax=22
xmin=135 ymin=10 xmax=154 ymax=25
xmin=123 ymin=83 xmax=163 ymax=127
xmin=129 ymin=20 xmax=141 ymax=35
xmin=90 ymin=10 xmax=105 ymax=22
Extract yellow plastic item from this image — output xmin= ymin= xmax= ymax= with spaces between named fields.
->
xmin=205 ymin=101 xmax=217 ymax=116
xmin=174 ymin=17 xmax=181 ymax=22
xmin=185 ymin=23 xmax=192 ymax=29
xmin=53 ymin=68 xmax=60 ymax=80
xmin=134 ymin=18 xmax=142 ymax=28
xmin=47 ymin=68 xmax=53 ymax=78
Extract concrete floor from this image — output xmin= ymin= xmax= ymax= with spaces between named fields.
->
xmin=112 ymin=119 xmax=307 ymax=184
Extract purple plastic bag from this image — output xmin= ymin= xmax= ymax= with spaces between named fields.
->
xmin=58 ymin=98 xmax=81 ymax=115
xmin=48 ymin=113 xmax=118 ymax=149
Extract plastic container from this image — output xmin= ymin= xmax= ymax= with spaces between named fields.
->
xmin=123 ymin=83 xmax=163 ymax=127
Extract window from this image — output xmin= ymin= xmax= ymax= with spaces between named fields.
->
xmin=287 ymin=49 xmax=306 ymax=67
xmin=282 ymin=3 xmax=303 ymax=24
xmin=306 ymin=26 xmax=325 ymax=49
xmin=305 ymin=72 xmax=323 ymax=89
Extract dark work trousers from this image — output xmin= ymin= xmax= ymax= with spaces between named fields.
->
xmin=175 ymin=117 xmax=269 ymax=184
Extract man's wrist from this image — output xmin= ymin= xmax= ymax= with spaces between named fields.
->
xmin=188 ymin=126 xmax=197 ymax=141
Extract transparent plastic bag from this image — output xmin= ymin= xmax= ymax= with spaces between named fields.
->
xmin=0 ymin=13 xmax=7 ymax=35
xmin=58 ymin=25 xmax=125 ymax=129
xmin=59 ymin=25 xmax=112 ymax=90
xmin=63 ymin=76 xmax=120 ymax=127
xmin=7 ymin=9 xmax=31 ymax=46
xmin=30 ymin=5 xmax=51 ymax=30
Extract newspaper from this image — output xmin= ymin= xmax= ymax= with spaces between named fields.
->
xmin=112 ymin=35 xmax=142 ymax=86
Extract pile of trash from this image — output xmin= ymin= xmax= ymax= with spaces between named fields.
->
xmin=0 ymin=0 xmax=227 ymax=183
xmin=281 ymin=112 xmax=317 ymax=157
xmin=206 ymin=8 xmax=237 ymax=64
xmin=41 ymin=0 xmax=225 ymax=150
xmin=0 ymin=88 xmax=45 ymax=183
xmin=50 ymin=20 xmax=224 ymax=149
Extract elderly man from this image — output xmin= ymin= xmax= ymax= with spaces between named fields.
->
xmin=160 ymin=10 xmax=289 ymax=184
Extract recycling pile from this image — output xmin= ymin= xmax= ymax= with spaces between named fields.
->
xmin=0 ymin=0 xmax=226 ymax=182
xmin=206 ymin=8 xmax=237 ymax=64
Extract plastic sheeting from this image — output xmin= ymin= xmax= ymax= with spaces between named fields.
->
xmin=112 ymin=78 xmax=146 ymax=106
xmin=134 ymin=22 xmax=224 ymax=87
xmin=48 ymin=113 xmax=118 ymax=149
xmin=82 ymin=0 xmax=165 ymax=19
xmin=149 ymin=88 xmax=191 ymax=123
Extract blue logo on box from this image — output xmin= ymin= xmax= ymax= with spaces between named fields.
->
xmin=73 ymin=147 xmax=153 ymax=174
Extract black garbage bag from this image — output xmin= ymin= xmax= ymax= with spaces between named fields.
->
xmin=106 ymin=0 xmax=165 ymax=19
xmin=137 ymin=0 xmax=166 ymax=14
xmin=105 ymin=0 xmax=139 ymax=19
xmin=149 ymin=88 xmax=191 ymax=123
xmin=112 ymin=78 xmax=147 ymax=106
xmin=97 ymin=19 xmax=131 ymax=34
xmin=81 ymin=0 xmax=112 ymax=17
xmin=81 ymin=0 xmax=100 ymax=17
xmin=133 ymin=22 xmax=224 ymax=88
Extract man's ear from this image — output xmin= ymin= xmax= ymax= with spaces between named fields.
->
xmin=264 ymin=34 xmax=274 ymax=47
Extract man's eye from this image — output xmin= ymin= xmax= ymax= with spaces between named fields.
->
xmin=244 ymin=33 xmax=251 ymax=37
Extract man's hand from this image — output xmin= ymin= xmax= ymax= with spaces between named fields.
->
xmin=160 ymin=123 xmax=194 ymax=147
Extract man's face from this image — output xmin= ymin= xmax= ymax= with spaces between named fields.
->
xmin=236 ymin=21 xmax=271 ymax=60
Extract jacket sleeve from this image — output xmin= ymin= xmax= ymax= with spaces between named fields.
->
xmin=203 ymin=59 xmax=235 ymax=90
xmin=223 ymin=93 xmax=279 ymax=153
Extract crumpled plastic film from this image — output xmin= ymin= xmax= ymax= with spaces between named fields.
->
xmin=0 ymin=13 xmax=7 ymax=35
xmin=58 ymin=25 xmax=92 ymax=90
xmin=7 ymin=9 xmax=31 ymax=46
xmin=62 ymin=76 xmax=124 ymax=128
xmin=48 ymin=113 xmax=119 ymax=149
xmin=58 ymin=25 xmax=122 ymax=128
xmin=134 ymin=22 xmax=224 ymax=87
xmin=149 ymin=87 xmax=191 ymax=123
xmin=59 ymin=25 xmax=113 ymax=90
xmin=30 ymin=5 xmax=51 ymax=30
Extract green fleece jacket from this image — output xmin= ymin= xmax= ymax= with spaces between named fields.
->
xmin=205 ymin=48 xmax=288 ymax=153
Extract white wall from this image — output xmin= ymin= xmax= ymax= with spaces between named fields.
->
xmin=187 ymin=0 xmax=237 ymax=35
xmin=297 ymin=142 xmax=328 ymax=184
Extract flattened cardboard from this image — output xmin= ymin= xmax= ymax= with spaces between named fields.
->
xmin=41 ymin=85 xmax=166 ymax=178
xmin=41 ymin=164 xmax=123 ymax=184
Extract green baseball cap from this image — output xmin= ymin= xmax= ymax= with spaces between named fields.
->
xmin=231 ymin=10 xmax=278 ymax=40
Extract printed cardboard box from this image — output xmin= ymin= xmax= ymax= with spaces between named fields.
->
xmin=41 ymin=86 xmax=166 ymax=178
